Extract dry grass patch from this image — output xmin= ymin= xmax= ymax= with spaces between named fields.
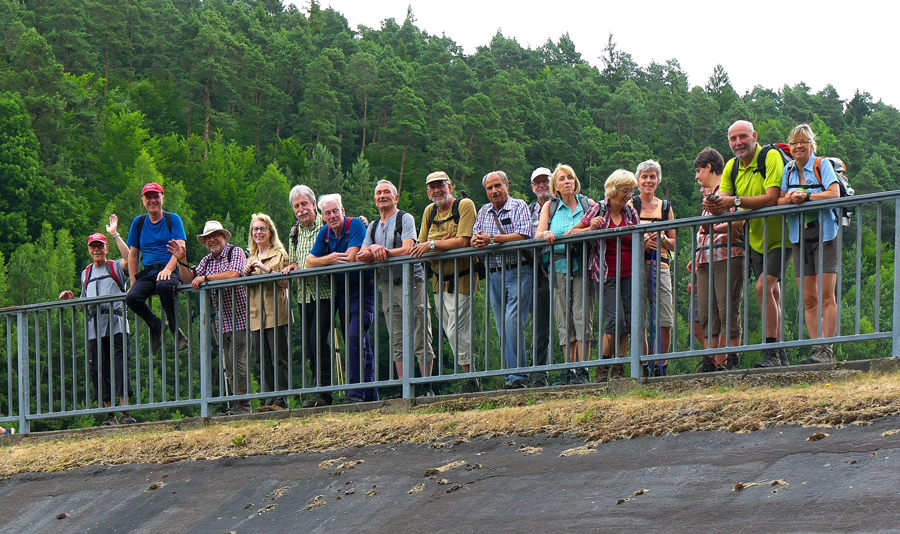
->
xmin=1 ymin=370 xmax=899 ymax=477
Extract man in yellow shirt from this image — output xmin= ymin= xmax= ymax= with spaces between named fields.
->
xmin=704 ymin=120 xmax=790 ymax=368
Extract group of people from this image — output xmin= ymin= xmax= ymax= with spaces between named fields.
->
xmin=59 ymin=118 xmax=843 ymax=421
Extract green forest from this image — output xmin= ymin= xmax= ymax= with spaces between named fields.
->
xmin=0 ymin=0 xmax=898 ymax=316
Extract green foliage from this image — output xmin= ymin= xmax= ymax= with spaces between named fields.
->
xmin=7 ymin=223 xmax=75 ymax=305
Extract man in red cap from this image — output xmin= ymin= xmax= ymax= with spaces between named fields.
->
xmin=60 ymin=215 xmax=136 ymax=425
xmin=125 ymin=182 xmax=189 ymax=353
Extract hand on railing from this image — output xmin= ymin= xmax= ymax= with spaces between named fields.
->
xmin=59 ymin=290 xmax=75 ymax=300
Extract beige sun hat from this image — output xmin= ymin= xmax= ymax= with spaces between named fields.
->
xmin=197 ymin=220 xmax=231 ymax=244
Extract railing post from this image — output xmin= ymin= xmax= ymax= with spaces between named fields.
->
xmin=16 ymin=312 xmax=30 ymax=434
xmin=401 ymin=262 xmax=414 ymax=399
xmin=631 ymin=228 xmax=644 ymax=378
xmin=199 ymin=288 xmax=211 ymax=418
xmin=893 ymin=201 xmax=900 ymax=358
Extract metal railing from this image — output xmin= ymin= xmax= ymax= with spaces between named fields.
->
xmin=1 ymin=191 xmax=898 ymax=433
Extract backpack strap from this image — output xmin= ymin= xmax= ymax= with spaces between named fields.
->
xmin=134 ymin=211 xmax=173 ymax=246
xmin=394 ymin=210 xmax=406 ymax=248
xmin=83 ymin=264 xmax=92 ymax=293
xmin=631 ymin=196 xmax=641 ymax=214
xmin=546 ymin=197 xmax=561 ymax=222
xmin=106 ymin=260 xmax=125 ymax=292
xmin=82 ymin=261 xmax=125 ymax=294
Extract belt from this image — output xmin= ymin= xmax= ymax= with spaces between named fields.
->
xmin=488 ymin=263 xmax=524 ymax=274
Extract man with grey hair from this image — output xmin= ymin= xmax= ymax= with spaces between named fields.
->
xmin=704 ymin=120 xmax=789 ymax=368
xmin=410 ymin=171 xmax=481 ymax=393
xmin=307 ymin=194 xmax=377 ymax=403
xmin=283 ymin=184 xmax=335 ymax=407
xmin=359 ymin=180 xmax=436 ymax=397
xmin=472 ymin=170 xmax=535 ymax=389
xmin=528 ymin=167 xmax=553 ymax=387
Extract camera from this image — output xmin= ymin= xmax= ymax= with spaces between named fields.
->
xmin=705 ymin=193 xmax=719 ymax=203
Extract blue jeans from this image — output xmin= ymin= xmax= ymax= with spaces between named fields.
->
xmin=488 ymin=265 xmax=533 ymax=384
xmin=336 ymin=281 xmax=378 ymax=401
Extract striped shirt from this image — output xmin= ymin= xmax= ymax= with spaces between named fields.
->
xmin=288 ymin=214 xmax=332 ymax=303
xmin=473 ymin=197 xmax=534 ymax=269
xmin=696 ymin=187 xmax=744 ymax=265
xmin=194 ymin=243 xmax=248 ymax=332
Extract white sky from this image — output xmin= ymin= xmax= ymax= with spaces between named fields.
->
xmin=304 ymin=0 xmax=899 ymax=109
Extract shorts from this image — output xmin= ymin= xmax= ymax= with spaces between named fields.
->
xmin=602 ymin=276 xmax=632 ymax=336
xmin=643 ymin=265 xmax=674 ymax=328
xmin=791 ymin=228 xmax=838 ymax=277
xmin=749 ymin=246 xmax=791 ymax=281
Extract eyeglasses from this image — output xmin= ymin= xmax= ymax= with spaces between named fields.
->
xmin=789 ymin=140 xmax=812 ymax=147
xmin=618 ymin=188 xmax=634 ymax=197
xmin=532 ymin=178 xmax=549 ymax=185
xmin=251 ymin=226 xmax=269 ymax=233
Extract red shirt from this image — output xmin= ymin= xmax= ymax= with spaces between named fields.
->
xmin=604 ymin=216 xmax=632 ymax=278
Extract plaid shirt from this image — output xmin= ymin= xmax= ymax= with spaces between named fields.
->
xmin=195 ymin=243 xmax=248 ymax=332
xmin=288 ymin=214 xmax=332 ymax=303
xmin=473 ymin=197 xmax=534 ymax=269
xmin=696 ymin=191 xmax=744 ymax=264
xmin=582 ymin=199 xmax=640 ymax=283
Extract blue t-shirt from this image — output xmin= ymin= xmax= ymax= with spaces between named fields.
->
xmin=309 ymin=217 xmax=373 ymax=283
xmin=780 ymin=157 xmax=839 ymax=244
xmin=126 ymin=212 xmax=188 ymax=267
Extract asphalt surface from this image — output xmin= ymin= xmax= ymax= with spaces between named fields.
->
xmin=2 ymin=411 xmax=899 ymax=533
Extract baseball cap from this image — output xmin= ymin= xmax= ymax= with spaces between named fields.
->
xmin=141 ymin=182 xmax=165 ymax=196
xmin=530 ymin=167 xmax=552 ymax=182
xmin=425 ymin=171 xmax=451 ymax=185
xmin=87 ymin=233 xmax=108 ymax=246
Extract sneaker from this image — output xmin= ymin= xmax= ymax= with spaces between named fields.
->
xmin=460 ymin=378 xmax=482 ymax=393
xmin=102 ymin=415 xmax=118 ymax=426
xmin=569 ymin=373 xmax=589 ymax=385
xmin=386 ymin=390 xmax=403 ymax=400
xmin=504 ymin=378 xmax=528 ymax=389
xmin=752 ymin=349 xmax=785 ymax=368
xmin=302 ymin=394 xmax=332 ymax=408
xmin=726 ymin=353 xmax=741 ymax=370
xmin=0 ymin=427 xmax=15 ymax=436
xmin=800 ymin=344 xmax=834 ymax=365
xmin=119 ymin=412 xmax=137 ymax=424
xmin=342 ymin=394 xmax=365 ymax=404
xmin=418 ymin=384 xmax=435 ymax=397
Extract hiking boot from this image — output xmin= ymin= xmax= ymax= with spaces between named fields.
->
xmin=342 ymin=394 xmax=365 ymax=404
xmin=257 ymin=405 xmax=272 ymax=413
xmin=385 ymin=390 xmax=403 ymax=400
xmin=177 ymin=327 xmax=189 ymax=351
xmin=119 ymin=412 xmax=136 ymax=424
xmin=102 ymin=414 xmax=118 ymax=426
xmin=570 ymin=371 xmax=590 ymax=385
xmin=150 ymin=328 xmax=162 ymax=353
xmin=726 ymin=353 xmax=741 ymax=370
xmin=218 ymin=401 xmax=252 ymax=417
xmin=800 ymin=344 xmax=834 ymax=365
xmin=609 ymin=364 xmax=625 ymax=380
xmin=777 ymin=347 xmax=789 ymax=366
xmin=697 ymin=356 xmax=716 ymax=373
xmin=594 ymin=367 xmax=609 ymax=383
xmin=553 ymin=370 xmax=576 ymax=386
xmin=530 ymin=375 xmax=549 ymax=388
xmin=505 ymin=379 xmax=529 ymax=389
xmin=752 ymin=349 xmax=785 ymax=368
xmin=418 ymin=384 xmax=435 ymax=397
xmin=460 ymin=378 xmax=482 ymax=393
xmin=302 ymin=394 xmax=331 ymax=408
xmin=643 ymin=362 xmax=667 ymax=377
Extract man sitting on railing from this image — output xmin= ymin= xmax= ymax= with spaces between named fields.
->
xmin=125 ymin=182 xmax=189 ymax=354
xmin=59 ymin=216 xmax=135 ymax=426
xmin=472 ymin=171 xmax=535 ymax=390
xmin=168 ymin=221 xmax=250 ymax=416
xmin=307 ymin=194 xmax=378 ymax=404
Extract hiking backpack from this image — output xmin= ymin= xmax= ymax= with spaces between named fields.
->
xmin=83 ymin=261 xmax=126 ymax=294
xmin=366 ymin=210 xmax=408 ymax=248
xmin=785 ymin=157 xmax=855 ymax=228
xmin=729 ymin=142 xmax=792 ymax=184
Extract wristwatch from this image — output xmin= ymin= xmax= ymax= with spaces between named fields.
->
xmin=489 ymin=235 xmax=495 ymax=245
xmin=733 ymin=196 xmax=741 ymax=207
xmin=428 ymin=240 xmax=436 ymax=250
xmin=804 ymin=191 xmax=811 ymax=202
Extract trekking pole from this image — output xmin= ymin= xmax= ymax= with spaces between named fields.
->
xmin=648 ymin=250 xmax=656 ymax=376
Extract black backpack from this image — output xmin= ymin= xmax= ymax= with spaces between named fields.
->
xmin=367 ymin=210 xmax=408 ymax=248
xmin=729 ymin=143 xmax=792 ymax=184
xmin=630 ymin=197 xmax=671 ymax=223
xmin=425 ymin=190 xmax=469 ymax=235
xmin=133 ymin=211 xmax=172 ymax=244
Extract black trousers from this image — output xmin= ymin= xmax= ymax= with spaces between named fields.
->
xmin=301 ymin=298 xmax=333 ymax=402
xmin=88 ymin=333 xmax=133 ymax=404
xmin=126 ymin=268 xmax=182 ymax=334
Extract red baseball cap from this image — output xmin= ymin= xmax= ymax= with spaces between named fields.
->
xmin=87 ymin=233 xmax=108 ymax=246
xmin=141 ymin=182 xmax=164 ymax=196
